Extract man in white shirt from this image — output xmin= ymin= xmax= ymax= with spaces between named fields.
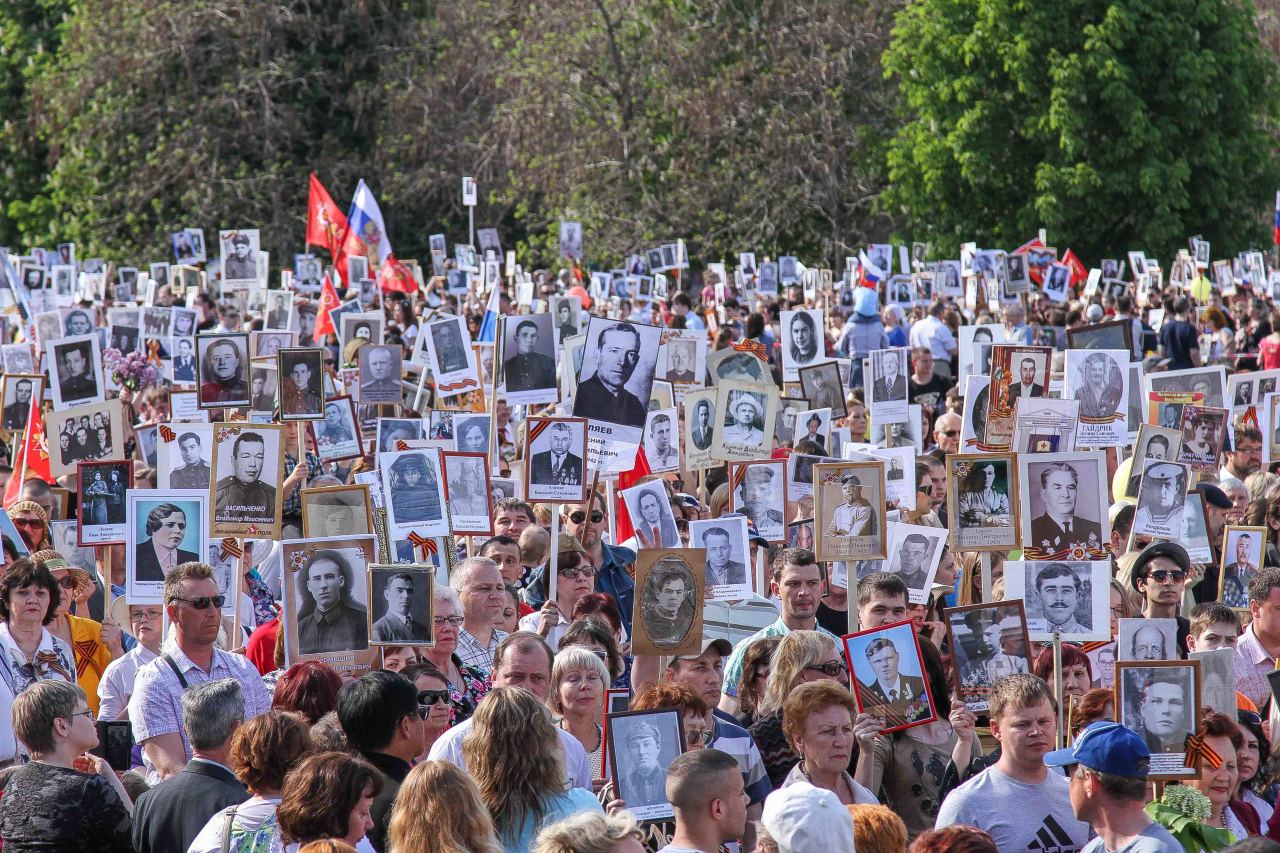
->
xmin=908 ymin=303 xmax=957 ymax=377
xmin=99 ymin=599 xmax=163 ymax=720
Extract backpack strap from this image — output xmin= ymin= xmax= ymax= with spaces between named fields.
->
xmin=161 ymin=654 xmax=189 ymax=690
xmin=220 ymin=806 xmax=238 ymax=853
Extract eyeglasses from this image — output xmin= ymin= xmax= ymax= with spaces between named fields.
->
xmin=168 ymin=595 xmax=226 ymax=610
xmin=68 ymin=708 xmax=94 ymax=722
xmin=804 ymin=661 xmax=848 ymax=678
xmin=1145 ymin=569 xmax=1187 ymax=584
xmin=433 ymin=615 xmax=465 ymax=629
xmin=685 ymin=728 xmax=716 ymax=746
xmin=559 ymin=565 xmax=596 ymax=580
xmin=569 ymin=510 xmax=605 ymax=525
xmin=130 ymin=609 xmax=164 ymax=623
xmin=418 ymin=689 xmax=450 ymax=707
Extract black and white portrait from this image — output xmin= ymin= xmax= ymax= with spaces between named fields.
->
xmin=1117 ymin=617 xmax=1177 ymax=662
xmin=211 ymin=424 xmax=283 ymax=537
xmin=559 ymin=220 xmax=583 ymax=260
xmin=780 ymin=308 xmax=825 ymax=382
xmin=2 ymin=344 xmax=34 ymax=375
xmin=525 ymin=417 xmax=587 ymax=504
xmin=159 ymin=424 xmax=214 ymax=490
xmin=369 ymin=565 xmax=434 ymax=646
xmin=713 ymin=383 xmax=772 ymax=461
xmin=883 ymin=523 xmax=946 ymax=604
xmin=277 ymin=348 xmax=325 ymax=420
xmin=302 ymin=485 xmax=373 ymax=539
xmin=0 ymin=374 xmax=41 ymax=431
xmin=1178 ymin=405 xmax=1227 ymax=472
xmin=706 ymin=347 xmax=767 ymax=385
xmin=443 ymin=452 xmax=493 ymax=536
xmin=1065 ymin=349 xmax=1128 ymax=447
xmin=792 ymin=408 xmax=831 ymax=456
xmin=219 ymin=229 xmax=261 ymax=286
xmin=44 ymin=399 xmax=124 ymax=478
xmin=551 ymin=296 xmax=582 ymax=345
xmin=1004 ymin=559 xmax=1110 ymax=642
xmin=684 ymin=390 xmax=716 ymax=470
xmin=572 ymin=318 xmax=663 ymax=443
xmin=356 ymin=344 xmax=402 ymax=405
xmin=1132 ymin=460 xmax=1190 ymax=541
xmin=264 ymin=292 xmax=294 ymax=331
xmin=452 ymin=415 xmax=490 ymax=455
xmin=171 ymin=337 xmax=197 ymax=384
xmin=197 ymin=333 xmax=251 ymax=408
xmin=1117 ymin=662 xmax=1199 ymax=777
xmin=425 ymin=316 xmax=480 ymax=399
xmin=377 ymin=417 xmax=425 ymax=455
xmin=172 ymin=228 xmax=206 ymax=264
xmin=62 ymin=308 xmax=94 ymax=338
xmin=731 ymin=460 xmax=787 ymax=543
xmin=1123 ymin=426 xmax=1182 ymax=498
xmin=659 ymin=332 xmax=702 ymax=387
xmin=501 ymin=314 xmax=557 ymax=405
xmin=606 ymin=709 xmax=682 ymax=821
xmin=141 ymin=307 xmax=171 ymax=339
xmin=313 ymin=397 xmax=363 ymax=462
xmin=1146 ymin=366 xmax=1227 ymax=410
xmin=947 ymin=602 xmax=1030 ymax=713
xmin=293 ymin=545 xmax=371 ymax=655
xmin=688 ymin=516 xmax=752 ymax=601
xmin=77 ymin=461 xmax=130 ymax=546
xmin=379 ymin=449 xmax=449 ymax=540
xmin=1018 ymin=452 xmax=1109 ymax=560
xmin=622 ymin=482 xmax=681 ymax=548
xmin=643 ymin=408 xmax=680 ymax=473
xmin=252 ymin=331 xmax=296 ymax=360
xmin=799 ymin=362 xmax=846 ymax=419
xmin=48 ymin=334 xmax=103 ymax=410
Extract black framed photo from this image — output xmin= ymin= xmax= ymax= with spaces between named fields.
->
xmin=367 ymin=564 xmax=434 ymax=646
xmin=277 ymin=348 xmax=325 ymax=421
xmin=606 ymin=707 xmax=684 ymax=822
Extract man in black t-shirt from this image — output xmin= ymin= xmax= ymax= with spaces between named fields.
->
xmin=1158 ymin=297 xmax=1201 ymax=370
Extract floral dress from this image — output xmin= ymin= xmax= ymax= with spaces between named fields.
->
xmin=0 ymin=624 xmax=74 ymax=694
xmin=446 ymin=653 xmax=490 ymax=725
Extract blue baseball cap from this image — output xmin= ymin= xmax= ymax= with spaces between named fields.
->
xmin=1043 ymin=721 xmax=1151 ymax=778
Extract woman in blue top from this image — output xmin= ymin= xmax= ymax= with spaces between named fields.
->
xmin=463 ymin=687 xmax=603 ymax=852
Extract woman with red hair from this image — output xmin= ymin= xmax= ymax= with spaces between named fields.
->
xmin=271 ymin=661 xmax=342 ymax=725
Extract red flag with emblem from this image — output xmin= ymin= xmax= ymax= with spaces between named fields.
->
xmin=306 ymin=173 xmax=351 ymax=283
xmin=3 ymin=393 xmax=51 ymax=509
xmin=1061 ymin=249 xmax=1088 ymax=286
xmin=312 ymin=275 xmax=341 ymax=339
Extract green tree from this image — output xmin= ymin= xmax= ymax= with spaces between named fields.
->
xmin=882 ymin=0 xmax=1280 ymax=261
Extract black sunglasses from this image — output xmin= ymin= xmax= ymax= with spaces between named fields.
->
xmin=804 ymin=661 xmax=848 ymax=677
xmin=569 ymin=510 xmax=604 ymax=525
xmin=1145 ymin=569 xmax=1187 ymax=584
xmin=169 ymin=595 xmax=226 ymax=610
xmin=417 ymin=689 xmax=450 ymax=711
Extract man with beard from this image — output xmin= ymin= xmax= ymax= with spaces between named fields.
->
xmin=1030 ymin=462 xmax=1102 ymax=554
xmin=199 ymin=338 xmax=247 ymax=405
xmin=372 ymin=571 xmax=429 ymax=644
xmin=222 ymin=233 xmax=257 ymax=281
xmin=1034 ymin=563 xmax=1087 ymax=633
xmin=574 ymin=322 xmax=647 ymax=429
xmin=214 ymin=432 xmax=276 ymax=523
xmin=135 ymin=504 xmax=199 ymax=582
xmin=2 ymin=379 xmax=31 ymax=430
xmin=503 ymin=320 xmax=556 ymax=392
xmin=297 ymin=550 xmax=369 ymax=654
xmin=170 ymin=432 xmax=211 ymax=490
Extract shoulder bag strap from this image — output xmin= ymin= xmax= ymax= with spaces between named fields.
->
xmin=161 ymin=653 xmax=189 ymax=690
xmin=220 ymin=806 xmax=238 ymax=853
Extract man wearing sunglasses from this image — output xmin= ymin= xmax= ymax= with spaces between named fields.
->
xmin=550 ymin=491 xmax=635 ymax=636
xmin=1129 ymin=541 xmax=1191 ymax=660
xmin=129 ymin=562 xmax=271 ymax=780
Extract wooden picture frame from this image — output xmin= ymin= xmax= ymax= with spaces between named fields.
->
xmin=605 ymin=707 xmax=684 ymax=823
xmin=302 ymin=484 xmax=375 ymax=540
xmin=1219 ymin=525 xmax=1267 ymax=609
xmin=943 ymin=599 xmax=1031 ymax=714
xmin=843 ymin=618 xmax=938 ymax=734
xmin=76 ymin=460 xmax=133 ymax=546
xmin=946 ymin=452 xmax=1020 ymax=552
xmin=366 ymin=564 xmax=435 ymax=647
xmin=1065 ymin=318 xmax=1133 ymax=353
xmin=631 ymin=548 xmax=706 ymax=658
xmin=812 ymin=460 xmax=887 ymax=562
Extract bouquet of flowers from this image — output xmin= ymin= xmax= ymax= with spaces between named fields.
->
xmin=1145 ymin=784 xmax=1232 ymax=853
xmin=103 ymin=347 xmax=161 ymax=392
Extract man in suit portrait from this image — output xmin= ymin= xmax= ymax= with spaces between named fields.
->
xmin=170 ymin=432 xmax=211 ymax=489
xmin=635 ymin=488 xmax=679 ymax=548
xmin=646 ymin=413 xmax=679 ymax=469
xmin=799 ymin=413 xmax=826 ymax=454
xmin=665 ymin=340 xmax=696 ymax=383
xmin=130 ymin=679 xmax=249 ymax=853
xmin=135 ymin=503 xmax=199 ymax=582
xmin=372 ymin=571 xmax=430 ymax=643
xmin=2 ymin=378 xmax=32 ymax=430
xmin=503 ymin=320 xmax=556 ymax=392
xmin=859 ymin=637 xmax=927 ymax=725
xmin=872 ymin=351 xmax=906 ymax=402
xmin=267 ymin=293 xmax=290 ymax=329
xmin=690 ymin=399 xmax=713 ymax=451
xmin=574 ymin=322 xmax=647 ymax=429
xmin=173 ymin=337 xmax=197 ymax=384
xmin=1030 ymin=462 xmax=1102 ymax=553
xmin=703 ymin=526 xmax=746 ymax=587
xmin=530 ymin=422 xmax=582 ymax=487
xmin=297 ymin=549 xmax=369 ymax=654
xmin=1222 ymin=532 xmax=1259 ymax=608
xmin=1007 ymin=357 xmax=1045 ymax=401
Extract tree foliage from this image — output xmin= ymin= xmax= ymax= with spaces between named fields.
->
xmin=882 ymin=0 xmax=1280 ymax=260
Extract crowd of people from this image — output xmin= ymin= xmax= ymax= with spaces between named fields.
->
xmin=0 ymin=235 xmax=1278 ymax=853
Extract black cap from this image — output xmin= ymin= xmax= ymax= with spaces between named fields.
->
xmin=1196 ymin=483 xmax=1233 ymax=510
xmin=1130 ymin=542 xmax=1191 ymax=590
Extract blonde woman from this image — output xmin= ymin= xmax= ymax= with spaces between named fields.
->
xmin=463 ymin=687 xmax=603 ymax=850
xmin=747 ymin=630 xmax=850 ymax=788
xmin=387 ymin=760 xmax=502 ymax=853
xmin=548 ymin=647 xmax=612 ymax=780
xmin=533 ymin=812 xmax=644 ymax=853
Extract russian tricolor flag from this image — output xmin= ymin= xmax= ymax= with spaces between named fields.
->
xmin=858 ymin=249 xmax=885 ymax=288
xmin=342 ymin=179 xmax=416 ymax=293
xmin=1273 ymin=191 xmax=1279 ymax=245
xmin=477 ymin=279 xmax=501 ymax=344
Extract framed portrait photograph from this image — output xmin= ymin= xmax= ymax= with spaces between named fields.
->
xmin=302 ymin=484 xmax=374 ymax=539
xmin=277 ymin=348 xmax=325 ymax=421
xmin=813 ymin=460 xmax=886 ymax=561
xmin=793 ymin=407 xmax=832 ymax=456
xmin=251 ymin=330 xmax=297 ymax=360
xmin=170 ymin=336 xmax=198 ymax=385
xmin=47 ymin=333 xmax=103 ymax=410
xmin=549 ymin=295 xmax=583 ymax=346
xmin=958 ymin=324 xmax=1005 ymax=384
xmin=1115 ymin=660 xmax=1201 ymax=779
xmin=1117 ymin=617 xmax=1178 ymax=662
xmin=0 ymin=373 xmax=42 ymax=432
xmin=263 ymin=291 xmax=295 ymax=332
xmin=687 ymin=516 xmax=752 ymax=601
xmin=632 ymin=548 xmax=705 ymax=657
xmin=798 ymin=362 xmax=846 ymax=419
xmin=424 ymin=316 xmax=481 ymax=399
xmin=377 ymin=417 xmax=425 ymax=455
xmin=883 ymin=522 xmax=948 ymax=604
xmin=124 ymin=489 xmax=210 ymax=603
xmin=219 ymin=229 xmax=261 ymax=286
xmin=642 ymin=408 xmax=681 ymax=473
xmin=45 ymin=399 xmax=125 ymax=479
xmin=1220 ymin=525 xmax=1266 ymax=609
xmin=210 ymin=423 xmax=285 ymax=538
xmin=311 ymin=396 xmax=363 ymax=462
xmin=197 ymin=333 xmax=251 ymax=409
xmin=983 ymin=344 xmax=1052 ymax=449
xmin=1017 ymin=450 xmax=1110 ymax=560
xmin=657 ymin=329 xmax=705 ymax=388
xmin=282 ymin=535 xmax=380 ymax=676
xmin=844 ymin=619 xmax=937 ymax=734
xmin=1131 ymin=459 xmax=1191 ymax=541
xmin=356 ymin=344 xmax=403 ymax=406
xmin=76 ymin=460 xmax=131 ymax=546
xmin=621 ymin=481 xmax=682 ymax=549
xmin=1181 ymin=491 xmax=1213 ymax=564
xmin=367 ymin=564 xmax=434 ymax=646
xmin=62 ymin=307 xmax=95 ymax=338
xmin=1178 ymin=405 xmax=1228 ymax=472
xmin=944 ymin=600 xmax=1031 ymax=713
xmin=866 ymin=348 xmax=909 ymax=424
xmin=442 ymin=451 xmax=494 ymax=536
xmin=606 ymin=707 xmax=684 ymax=822
xmin=1146 ymin=366 xmax=1227 ymax=410
xmin=729 ymin=460 xmax=787 ymax=543
xmin=712 ymin=380 xmax=777 ymax=463
xmin=499 ymin=314 xmax=558 ymax=406
xmin=1065 ymin=319 xmax=1133 ymax=352
xmin=683 ymin=389 xmax=716 ymax=472
xmin=1064 ymin=349 xmax=1129 ymax=447
xmin=1123 ymin=425 xmax=1183 ymax=498
xmin=1190 ymin=648 xmax=1236 ymax=716
xmin=379 ymin=448 xmax=450 ymax=540
xmin=947 ymin=453 xmax=1019 ymax=552
xmin=1003 ymin=559 xmax=1111 ymax=642
xmin=779 ymin=308 xmax=828 ymax=383
xmin=571 ymin=317 xmax=664 ymax=446
xmin=523 ymin=417 xmax=587 ymax=504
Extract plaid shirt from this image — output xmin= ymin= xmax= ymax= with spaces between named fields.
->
xmin=282 ymin=450 xmax=324 ymax=517
xmin=456 ymin=627 xmax=508 ymax=673
xmin=1235 ymin=623 xmax=1277 ymax=708
xmin=128 ymin=645 xmax=271 ymax=761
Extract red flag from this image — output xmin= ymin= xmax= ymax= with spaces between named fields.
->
xmin=612 ymin=444 xmax=652 ymax=546
xmin=306 ymin=173 xmax=350 ymax=283
xmin=4 ymin=394 xmax=51 ymax=510
xmin=313 ymin=275 xmax=341 ymax=339
xmin=377 ymin=258 xmax=418 ymax=295
xmin=1061 ymin=249 xmax=1088 ymax=286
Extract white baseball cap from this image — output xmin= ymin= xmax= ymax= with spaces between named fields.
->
xmin=761 ymin=782 xmax=855 ymax=853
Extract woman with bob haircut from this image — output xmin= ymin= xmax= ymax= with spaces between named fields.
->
xmin=386 ymin=760 xmax=502 ymax=853
xmin=0 ymin=680 xmax=133 ymax=851
xmin=276 ymin=751 xmax=383 ymax=850
xmin=780 ymin=680 xmax=878 ymax=805
xmin=533 ymin=811 xmax=644 ymax=853
xmin=188 ymin=710 xmax=313 ymax=852
xmin=463 ymin=687 xmax=603 ymax=849
xmin=548 ymin=646 xmax=613 ymax=779
xmin=0 ymin=557 xmax=75 ymax=696
xmin=559 ymin=616 xmax=626 ymax=685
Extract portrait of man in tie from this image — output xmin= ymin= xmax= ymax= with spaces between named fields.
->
xmin=850 ymin=625 xmax=935 ymax=732
xmin=525 ymin=417 xmax=588 ymax=504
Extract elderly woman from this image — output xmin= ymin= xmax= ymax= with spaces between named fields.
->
xmin=1031 ymin=644 xmax=1093 ymax=703
xmin=35 ymin=551 xmax=122 ymax=716
xmin=420 ymin=584 xmax=489 ymax=724
xmin=520 ymin=535 xmax=597 ymax=651
xmin=747 ymin=630 xmax=851 ymax=787
xmin=780 ymin=681 xmax=878 ymax=805
xmin=0 ymin=680 xmax=133 ymax=851
xmin=7 ymin=501 xmax=51 ymax=553
xmin=1185 ymin=711 xmax=1254 ymax=841
xmin=277 ymin=751 xmax=383 ymax=850
xmin=188 ymin=710 xmax=313 ymax=852
xmin=400 ymin=661 xmax=453 ymax=754
xmin=0 ymin=558 xmax=76 ymax=701
xmin=463 ymin=687 xmax=603 ymax=850
xmin=548 ymin=646 xmax=612 ymax=780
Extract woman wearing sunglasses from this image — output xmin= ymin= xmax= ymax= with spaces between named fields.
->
xmin=0 ymin=557 xmax=76 ymax=700
xmin=7 ymin=500 xmax=51 ymax=553
xmin=399 ymin=660 xmax=454 ymax=754
xmin=519 ymin=534 xmax=597 ymax=652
